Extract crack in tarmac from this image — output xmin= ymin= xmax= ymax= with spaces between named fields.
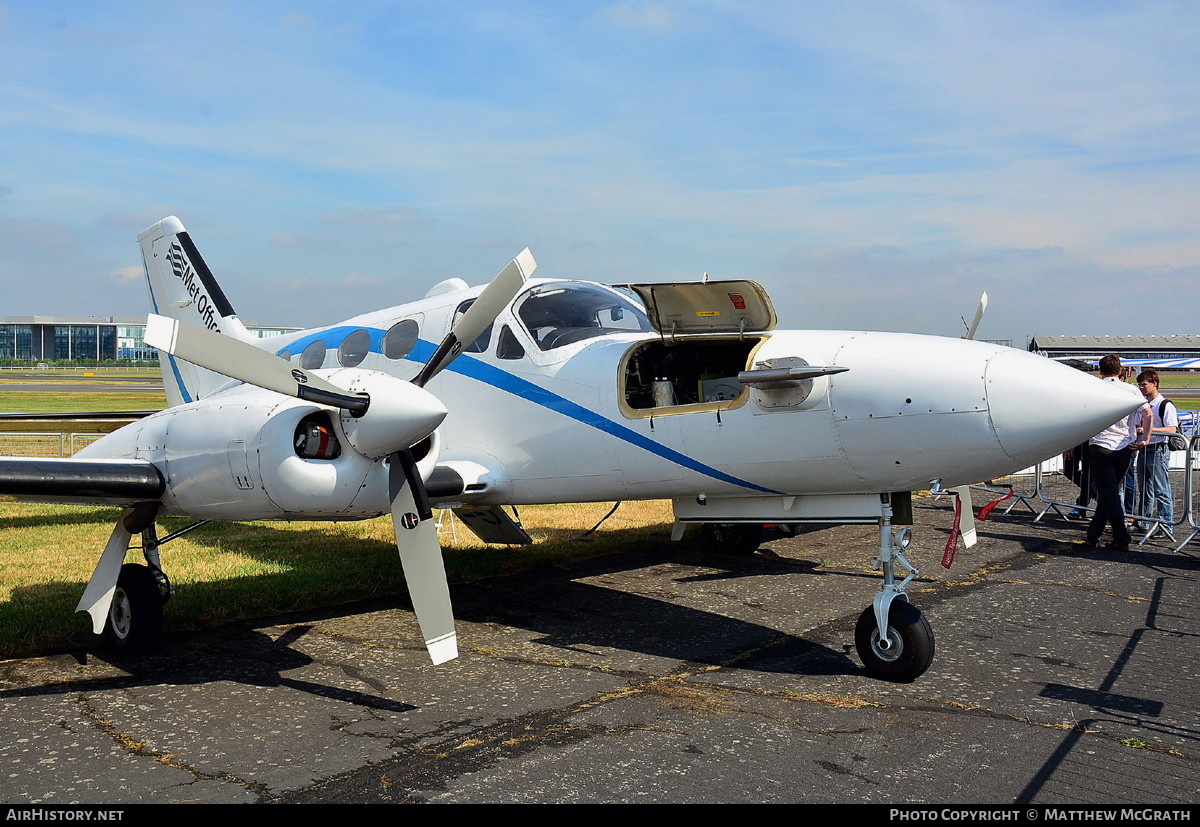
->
xmin=73 ymin=694 xmax=266 ymax=797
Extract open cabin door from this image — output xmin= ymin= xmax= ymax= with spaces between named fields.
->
xmin=629 ymin=280 xmax=777 ymax=339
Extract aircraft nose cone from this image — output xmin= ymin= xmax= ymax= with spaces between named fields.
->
xmin=985 ymin=350 xmax=1143 ymax=466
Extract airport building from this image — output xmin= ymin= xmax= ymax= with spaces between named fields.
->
xmin=0 ymin=316 xmax=299 ymax=362
xmin=1029 ymin=335 xmax=1200 ymax=365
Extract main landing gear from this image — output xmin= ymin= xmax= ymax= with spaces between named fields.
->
xmin=700 ymin=522 xmax=765 ymax=555
xmin=103 ymin=522 xmax=173 ymax=653
xmin=105 ymin=561 xmax=168 ymax=653
xmin=856 ymin=496 xmax=934 ymax=682
xmin=84 ymin=514 xmax=209 ymax=655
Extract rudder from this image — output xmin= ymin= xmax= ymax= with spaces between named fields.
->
xmin=138 ymin=216 xmax=253 ymax=405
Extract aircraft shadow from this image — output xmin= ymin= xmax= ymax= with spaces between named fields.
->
xmin=446 ymin=543 xmax=865 ymax=677
xmin=0 ymin=539 xmax=868 ymax=709
xmin=0 ymin=624 xmax=417 ymax=714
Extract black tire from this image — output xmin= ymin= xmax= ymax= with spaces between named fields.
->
xmin=855 ymin=601 xmax=934 ymax=682
xmin=700 ymin=523 xmax=765 ymax=555
xmin=104 ymin=563 xmax=165 ymax=654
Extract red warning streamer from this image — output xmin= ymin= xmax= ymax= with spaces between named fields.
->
xmin=977 ymin=489 xmax=1016 ymax=522
xmin=942 ymin=493 xmax=962 ymax=569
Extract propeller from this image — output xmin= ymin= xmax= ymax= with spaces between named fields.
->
xmin=144 ymin=249 xmax=537 ymax=663
xmin=949 ymin=291 xmax=987 ymax=549
xmin=962 ymin=291 xmax=988 ymax=341
xmin=412 ymin=248 xmax=535 ymax=388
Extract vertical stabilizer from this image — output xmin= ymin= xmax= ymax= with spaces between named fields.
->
xmin=137 ymin=216 xmax=254 ymax=406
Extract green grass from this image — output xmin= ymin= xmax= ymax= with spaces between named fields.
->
xmin=0 ymin=372 xmax=677 ymax=659
xmin=0 ymin=367 xmax=160 ymax=377
xmin=0 ymin=391 xmax=166 ymax=416
xmin=0 ymin=500 xmax=674 ymax=659
xmin=1153 ymin=374 xmax=1200 ymax=386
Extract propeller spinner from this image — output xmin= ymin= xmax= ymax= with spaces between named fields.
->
xmin=144 ymin=249 xmax=537 ymax=664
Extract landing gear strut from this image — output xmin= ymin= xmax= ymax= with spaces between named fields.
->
xmin=103 ymin=523 xmax=172 ymax=653
xmin=856 ymin=494 xmax=935 ymax=682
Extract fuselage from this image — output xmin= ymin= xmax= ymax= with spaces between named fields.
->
xmin=78 ymin=278 xmax=1141 ymax=520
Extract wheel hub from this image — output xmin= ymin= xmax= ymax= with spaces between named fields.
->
xmin=870 ymin=627 xmax=904 ymax=662
xmin=109 ymin=589 xmax=132 ymax=640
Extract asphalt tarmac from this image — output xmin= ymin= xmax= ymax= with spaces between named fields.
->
xmin=0 ymin=495 xmax=1195 ymax=805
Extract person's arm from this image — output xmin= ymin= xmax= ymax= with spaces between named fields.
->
xmin=1156 ymin=401 xmax=1179 ymax=435
xmin=1133 ymin=407 xmax=1153 ymax=447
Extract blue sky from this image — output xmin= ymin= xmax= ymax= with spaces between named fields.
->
xmin=0 ymin=1 xmax=1197 ymax=345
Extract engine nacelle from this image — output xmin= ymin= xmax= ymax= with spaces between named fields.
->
xmin=79 ymin=380 xmax=447 ymax=521
xmin=122 ymin=387 xmax=372 ymax=519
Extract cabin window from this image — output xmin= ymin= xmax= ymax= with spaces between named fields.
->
xmin=337 ymin=329 xmax=371 ymax=367
xmin=517 ymin=282 xmax=651 ymax=351
xmin=300 ymin=340 xmax=327 ymax=369
xmin=383 ymin=319 xmax=420 ymax=360
xmin=496 ymin=325 xmax=525 ymax=360
xmin=453 ymin=300 xmax=492 ymax=353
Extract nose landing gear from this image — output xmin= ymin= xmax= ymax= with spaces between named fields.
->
xmin=857 ymin=495 xmax=934 ymax=682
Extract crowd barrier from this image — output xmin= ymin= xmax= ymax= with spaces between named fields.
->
xmin=969 ymin=420 xmax=1200 ymax=554
xmin=0 ymin=432 xmax=104 ymax=458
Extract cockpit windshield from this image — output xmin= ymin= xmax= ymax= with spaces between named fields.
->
xmin=517 ymin=282 xmax=653 ymax=351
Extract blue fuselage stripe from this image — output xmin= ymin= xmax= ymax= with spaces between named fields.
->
xmin=280 ymin=326 xmax=781 ymax=494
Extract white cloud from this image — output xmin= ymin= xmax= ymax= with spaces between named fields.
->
xmin=0 ymin=1 xmax=1194 ymax=338
xmin=110 ymin=265 xmax=142 ymax=283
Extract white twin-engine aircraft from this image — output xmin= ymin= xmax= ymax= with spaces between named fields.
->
xmin=0 ymin=217 xmax=1140 ymax=682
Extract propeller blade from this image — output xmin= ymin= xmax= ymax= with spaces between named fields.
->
xmin=389 ymin=450 xmax=457 ymax=665
xmin=145 ymin=314 xmax=368 ymax=414
xmin=963 ymin=292 xmax=988 ymax=341
xmin=412 ymin=248 xmax=536 ymax=388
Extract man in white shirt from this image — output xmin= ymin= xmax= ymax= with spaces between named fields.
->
xmin=1087 ymin=355 xmax=1152 ymax=551
xmin=1128 ymin=368 xmax=1179 ymax=531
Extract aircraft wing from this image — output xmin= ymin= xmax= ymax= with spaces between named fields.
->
xmin=0 ymin=411 xmax=159 ymax=421
xmin=0 ymin=457 xmax=165 ymax=505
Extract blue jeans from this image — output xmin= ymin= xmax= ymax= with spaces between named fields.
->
xmin=1135 ymin=442 xmax=1173 ymax=526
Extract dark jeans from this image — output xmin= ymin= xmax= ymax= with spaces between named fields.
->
xmin=1063 ymin=441 xmax=1092 ymax=507
xmin=1088 ymin=443 xmax=1135 ymax=546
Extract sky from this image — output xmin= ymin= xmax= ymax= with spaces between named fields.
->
xmin=0 ymin=1 xmax=1197 ymax=345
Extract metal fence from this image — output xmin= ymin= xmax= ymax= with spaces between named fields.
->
xmin=0 ymin=432 xmax=106 ymax=458
xmin=970 ymin=421 xmax=1200 ymax=554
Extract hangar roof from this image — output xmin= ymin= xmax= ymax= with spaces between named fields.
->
xmin=1031 ymin=334 xmax=1200 ymax=351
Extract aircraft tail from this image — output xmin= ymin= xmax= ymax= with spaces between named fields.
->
xmin=137 ymin=216 xmax=255 ymax=406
